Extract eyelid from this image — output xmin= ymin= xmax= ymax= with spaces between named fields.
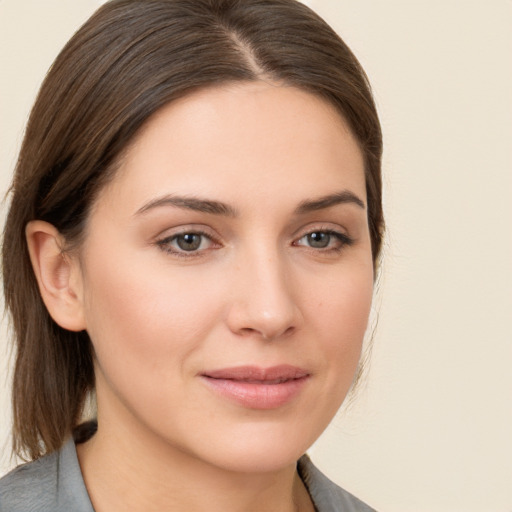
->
xmin=292 ymin=222 xmax=350 ymax=240
xmin=292 ymin=224 xmax=354 ymax=250
xmin=154 ymin=223 xmax=217 ymax=239
xmin=154 ymin=225 xmax=222 ymax=257
xmin=295 ymin=231 xmax=352 ymax=246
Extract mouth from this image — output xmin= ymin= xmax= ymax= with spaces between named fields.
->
xmin=200 ymin=365 xmax=310 ymax=409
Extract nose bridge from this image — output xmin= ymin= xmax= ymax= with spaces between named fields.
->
xmin=227 ymin=239 xmax=300 ymax=340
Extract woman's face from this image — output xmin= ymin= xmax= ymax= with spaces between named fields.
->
xmin=76 ymin=82 xmax=374 ymax=473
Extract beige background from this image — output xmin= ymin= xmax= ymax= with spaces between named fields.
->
xmin=1 ymin=1 xmax=511 ymax=511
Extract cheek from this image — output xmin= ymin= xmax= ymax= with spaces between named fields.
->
xmin=81 ymin=252 xmax=224 ymax=382
xmin=304 ymin=261 xmax=374 ymax=379
xmin=307 ymin=259 xmax=373 ymax=335
xmin=284 ymin=259 xmax=374 ymax=445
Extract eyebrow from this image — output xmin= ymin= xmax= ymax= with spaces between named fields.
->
xmin=135 ymin=189 xmax=365 ymax=217
xmin=294 ymin=190 xmax=365 ymax=213
xmin=135 ymin=195 xmax=238 ymax=217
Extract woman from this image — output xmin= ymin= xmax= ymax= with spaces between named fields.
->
xmin=0 ymin=0 xmax=383 ymax=510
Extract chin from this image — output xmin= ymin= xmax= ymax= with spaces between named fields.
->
xmin=179 ymin=420 xmax=324 ymax=475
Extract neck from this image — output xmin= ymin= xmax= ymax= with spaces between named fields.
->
xmin=76 ymin=418 xmax=313 ymax=512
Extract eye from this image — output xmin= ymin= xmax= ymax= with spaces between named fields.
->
xmin=174 ymin=233 xmax=204 ymax=251
xmin=156 ymin=230 xmax=217 ymax=256
xmin=304 ymin=231 xmax=331 ymax=248
xmin=294 ymin=230 xmax=353 ymax=251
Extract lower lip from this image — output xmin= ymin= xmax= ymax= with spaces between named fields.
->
xmin=201 ymin=376 xmax=309 ymax=409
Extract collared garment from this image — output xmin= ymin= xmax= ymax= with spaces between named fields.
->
xmin=0 ymin=438 xmax=376 ymax=512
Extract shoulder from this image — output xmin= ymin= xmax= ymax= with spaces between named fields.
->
xmin=0 ymin=449 xmax=60 ymax=512
xmin=0 ymin=439 xmax=93 ymax=512
xmin=298 ymin=454 xmax=377 ymax=512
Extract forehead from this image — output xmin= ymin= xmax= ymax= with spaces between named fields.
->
xmin=98 ymin=82 xmax=366 ymax=212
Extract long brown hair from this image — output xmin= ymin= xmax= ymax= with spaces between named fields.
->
xmin=2 ymin=0 xmax=383 ymax=460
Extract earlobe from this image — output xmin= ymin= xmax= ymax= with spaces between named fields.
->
xmin=25 ymin=220 xmax=86 ymax=332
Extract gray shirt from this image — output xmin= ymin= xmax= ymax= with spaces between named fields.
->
xmin=0 ymin=438 xmax=376 ymax=511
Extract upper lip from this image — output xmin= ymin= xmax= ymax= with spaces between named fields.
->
xmin=201 ymin=365 xmax=310 ymax=382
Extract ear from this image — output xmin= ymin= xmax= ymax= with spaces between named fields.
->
xmin=25 ymin=220 xmax=86 ymax=332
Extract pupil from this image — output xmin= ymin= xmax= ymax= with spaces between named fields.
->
xmin=177 ymin=234 xmax=201 ymax=251
xmin=308 ymin=232 xmax=330 ymax=248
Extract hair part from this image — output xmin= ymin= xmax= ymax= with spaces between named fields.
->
xmin=2 ymin=0 xmax=383 ymax=460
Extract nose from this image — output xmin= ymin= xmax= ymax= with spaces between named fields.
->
xmin=225 ymin=249 xmax=303 ymax=341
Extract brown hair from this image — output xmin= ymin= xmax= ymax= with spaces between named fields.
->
xmin=2 ymin=0 xmax=383 ymax=460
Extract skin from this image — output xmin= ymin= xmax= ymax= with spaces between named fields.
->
xmin=27 ymin=82 xmax=374 ymax=512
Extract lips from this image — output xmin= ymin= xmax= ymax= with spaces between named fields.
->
xmin=200 ymin=365 xmax=310 ymax=409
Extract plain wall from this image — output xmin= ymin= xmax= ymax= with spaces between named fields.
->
xmin=1 ymin=1 xmax=511 ymax=511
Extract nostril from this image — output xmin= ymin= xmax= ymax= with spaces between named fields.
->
xmin=280 ymin=326 xmax=295 ymax=339
xmin=238 ymin=325 xmax=295 ymax=341
xmin=225 ymin=273 xmax=303 ymax=340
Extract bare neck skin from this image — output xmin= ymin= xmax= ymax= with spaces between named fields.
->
xmin=76 ymin=401 xmax=314 ymax=512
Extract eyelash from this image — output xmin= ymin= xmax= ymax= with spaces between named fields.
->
xmin=155 ymin=228 xmax=353 ymax=258
xmin=155 ymin=229 xmax=219 ymax=258
xmin=293 ymin=229 xmax=354 ymax=253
